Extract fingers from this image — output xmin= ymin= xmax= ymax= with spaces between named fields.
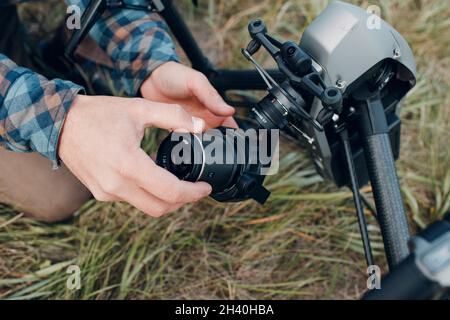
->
xmin=222 ymin=116 xmax=239 ymax=129
xmin=89 ymin=149 xmax=210 ymax=217
xmin=136 ymin=100 xmax=205 ymax=133
xmin=188 ymin=72 xmax=235 ymax=117
xmin=118 ymin=184 xmax=183 ymax=217
xmin=124 ymin=148 xmax=212 ymax=204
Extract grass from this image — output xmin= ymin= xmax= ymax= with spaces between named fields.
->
xmin=0 ymin=0 xmax=449 ymax=299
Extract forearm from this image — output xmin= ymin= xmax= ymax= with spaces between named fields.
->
xmin=66 ymin=0 xmax=179 ymax=96
xmin=0 ymin=54 xmax=84 ymax=166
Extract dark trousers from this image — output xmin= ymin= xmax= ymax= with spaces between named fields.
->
xmin=0 ymin=5 xmax=32 ymax=67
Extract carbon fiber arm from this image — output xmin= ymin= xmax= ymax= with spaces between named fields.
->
xmin=363 ymin=133 xmax=410 ymax=268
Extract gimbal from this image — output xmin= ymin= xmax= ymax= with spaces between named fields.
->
xmin=233 ymin=10 xmax=415 ymax=270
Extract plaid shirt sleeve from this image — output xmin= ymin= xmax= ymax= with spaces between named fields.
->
xmin=0 ymin=54 xmax=84 ymax=166
xmin=68 ymin=0 xmax=180 ymax=96
xmin=0 ymin=1 xmax=178 ymax=165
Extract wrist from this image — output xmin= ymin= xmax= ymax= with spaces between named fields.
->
xmin=57 ymin=94 xmax=89 ymax=163
xmin=139 ymin=61 xmax=178 ymax=98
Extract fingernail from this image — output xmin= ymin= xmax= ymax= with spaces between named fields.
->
xmin=224 ymin=103 xmax=235 ymax=111
xmin=198 ymin=182 xmax=212 ymax=195
xmin=204 ymin=184 xmax=213 ymax=195
xmin=226 ymin=106 xmax=236 ymax=115
xmin=192 ymin=116 xmax=205 ymax=133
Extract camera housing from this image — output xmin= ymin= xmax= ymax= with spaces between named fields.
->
xmin=298 ymin=1 xmax=417 ymax=187
xmin=244 ymin=1 xmax=416 ymax=188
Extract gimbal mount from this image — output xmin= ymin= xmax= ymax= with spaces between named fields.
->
xmin=240 ymin=19 xmax=377 ymax=267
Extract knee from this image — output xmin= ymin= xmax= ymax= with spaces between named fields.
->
xmin=28 ymin=205 xmax=80 ymax=223
xmin=0 ymin=149 xmax=92 ymax=223
xmin=25 ymin=189 xmax=92 ymax=223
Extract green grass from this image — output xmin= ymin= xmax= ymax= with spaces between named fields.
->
xmin=0 ymin=0 xmax=449 ymax=299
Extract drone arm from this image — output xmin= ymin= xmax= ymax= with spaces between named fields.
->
xmin=65 ymin=0 xmax=107 ymax=60
xmin=356 ymin=93 xmax=410 ymax=269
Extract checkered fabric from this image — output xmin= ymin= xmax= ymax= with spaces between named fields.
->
xmin=0 ymin=0 xmax=179 ymax=166
xmin=0 ymin=0 xmax=43 ymax=5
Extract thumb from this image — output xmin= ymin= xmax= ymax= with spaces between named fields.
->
xmin=137 ymin=100 xmax=205 ymax=133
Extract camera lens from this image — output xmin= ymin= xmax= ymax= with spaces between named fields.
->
xmin=157 ymin=128 xmax=242 ymax=194
xmin=168 ymin=157 xmax=193 ymax=180
xmin=156 ymin=127 xmax=271 ymax=204
xmin=157 ymin=133 xmax=203 ymax=182
xmin=251 ymin=94 xmax=285 ymax=130
xmin=251 ymin=80 xmax=307 ymax=131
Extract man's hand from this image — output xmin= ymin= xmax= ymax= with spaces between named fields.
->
xmin=58 ymin=95 xmax=212 ymax=217
xmin=140 ymin=61 xmax=237 ymax=129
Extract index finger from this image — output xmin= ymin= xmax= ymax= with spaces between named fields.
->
xmin=136 ymin=100 xmax=205 ymax=133
xmin=188 ymin=73 xmax=235 ymax=117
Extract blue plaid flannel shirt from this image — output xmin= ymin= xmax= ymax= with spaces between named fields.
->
xmin=0 ymin=0 xmax=179 ymax=166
